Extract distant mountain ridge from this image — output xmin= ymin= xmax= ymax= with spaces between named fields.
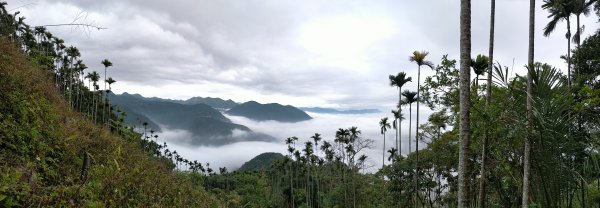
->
xmin=300 ymin=107 xmax=381 ymax=114
xmin=110 ymin=93 xmax=276 ymax=146
xmin=119 ymin=93 xmax=238 ymax=109
xmin=227 ymin=101 xmax=312 ymax=122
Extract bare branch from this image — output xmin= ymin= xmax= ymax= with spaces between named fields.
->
xmin=40 ymin=23 xmax=106 ymax=30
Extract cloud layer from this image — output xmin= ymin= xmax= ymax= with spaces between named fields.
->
xmin=7 ymin=0 xmax=597 ymax=111
xmin=159 ymin=111 xmax=433 ymax=172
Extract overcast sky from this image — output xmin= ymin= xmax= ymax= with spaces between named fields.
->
xmin=7 ymin=0 xmax=598 ymax=110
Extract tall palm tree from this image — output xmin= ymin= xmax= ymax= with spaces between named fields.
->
xmin=523 ymin=0 xmax=536 ymax=207
xmin=101 ymin=59 xmax=112 ymax=125
xmin=402 ymin=90 xmax=418 ymax=155
xmin=101 ymin=59 xmax=112 ymax=92
xmin=572 ymin=0 xmax=596 ymax=79
xmin=389 ymin=72 xmax=412 ymax=153
xmin=402 ymin=89 xmax=419 ymax=207
xmin=379 ymin=117 xmax=391 ymax=169
xmin=572 ymin=0 xmax=595 ymax=47
xmin=391 ymin=109 xmax=405 ymax=156
xmin=90 ymin=71 xmax=100 ymax=123
xmin=471 ymin=54 xmax=489 ymax=87
xmin=409 ymin=51 xmax=434 ymax=205
xmin=106 ymin=77 xmax=116 ymax=129
xmin=311 ymin=133 xmax=322 ymax=157
xmin=543 ymin=0 xmax=575 ymax=86
xmin=458 ymin=0 xmax=472 ymax=207
xmin=480 ymin=2 xmax=496 ymax=206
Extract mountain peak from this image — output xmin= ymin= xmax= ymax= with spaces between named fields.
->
xmin=227 ymin=101 xmax=311 ymax=122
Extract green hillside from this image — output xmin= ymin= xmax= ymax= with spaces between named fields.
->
xmin=238 ymin=152 xmax=285 ymax=171
xmin=0 ymin=36 xmax=222 ymax=207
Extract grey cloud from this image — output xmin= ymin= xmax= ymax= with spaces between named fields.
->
xmin=6 ymin=0 xmax=598 ymax=110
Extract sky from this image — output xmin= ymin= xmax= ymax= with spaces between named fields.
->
xmin=5 ymin=0 xmax=599 ymax=170
xmin=6 ymin=0 xmax=598 ymax=110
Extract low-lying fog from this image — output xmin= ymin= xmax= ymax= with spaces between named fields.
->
xmin=157 ymin=108 xmax=434 ymax=173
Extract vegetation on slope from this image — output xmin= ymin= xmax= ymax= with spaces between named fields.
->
xmin=0 ymin=38 xmax=223 ymax=207
xmin=238 ymin=152 xmax=284 ymax=171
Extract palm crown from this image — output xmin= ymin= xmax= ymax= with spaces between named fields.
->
xmin=389 ymin=72 xmax=412 ymax=88
xmin=471 ymin=54 xmax=489 ymax=76
xmin=101 ymin=59 xmax=113 ymax=68
xmin=379 ymin=117 xmax=391 ymax=134
xmin=402 ymin=90 xmax=418 ymax=104
xmin=409 ymin=51 xmax=434 ymax=69
xmin=542 ymin=0 xmax=575 ymax=37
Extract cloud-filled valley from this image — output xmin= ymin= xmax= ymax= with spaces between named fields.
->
xmin=156 ymin=109 xmax=433 ymax=172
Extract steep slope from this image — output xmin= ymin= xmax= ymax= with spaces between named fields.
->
xmin=237 ymin=152 xmax=285 ymax=171
xmin=0 ymin=38 xmax=222 ymax=207
xmin=227 ymin=101 xmax=312 ymax=122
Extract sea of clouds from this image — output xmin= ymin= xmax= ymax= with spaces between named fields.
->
xmin=156 ymin=109 xmax=434 ymax=173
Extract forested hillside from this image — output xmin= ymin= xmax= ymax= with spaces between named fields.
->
xmin=0 ymin=39 xmax=224 ymax=206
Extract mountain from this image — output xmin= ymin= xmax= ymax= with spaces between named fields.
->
xmin=300 ymin=107 xmax=381 ymax=114
xmin=110 ymin=93 xmax=275 ymax=146
xmin=180 ymin=97 xmax=238 ymax=109
xmin=237 ymin=152 xmax=285 ymax=171
xmin=119 ymin=93 xmax=238 ymax=109
xmin=226 ymin=101 xmax=312 ymax=122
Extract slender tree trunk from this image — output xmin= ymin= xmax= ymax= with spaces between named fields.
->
xmin=399 ymin=87 xmax=403 ymax=156
xmin=415 ymin=65 xmax=422 ymax=208
xmin=94 ymin=91 xmax=98 ymax=124
xmin=522 ymin=0 xmax=535 ymax=207
xmin=576 ymin=14 xmax=580 ymax=78
xmin=290 ymin=163 xmax=294 ymax=208
xmin=382 ymin=132 xmax=386 ymax=169
xmin=306 ymin=164 xmax=309 ymax=208
xmin=409 ymin=104 xmax=412 ymax=154
xmin=479 ymin=0 xmax=495 ymax=207
xmin=458 ymin=0 xmax=472 ymax=207
xmin=566 ymin=18 xmax=572 ymax=87
xmin=103 ymin=67 xmax=107 ymax=127
xmin=395 ymin=118 xmax=398 ymax=154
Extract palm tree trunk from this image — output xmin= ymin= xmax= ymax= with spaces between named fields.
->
xmin=382 ymin=133 xmax=386 ymax=169
xmin=94 ymin=91 xmax=98 ymax=124
xmin=575 ymin=13 xmax=580 ymax=78
xmin=415 ymin=65 xmax=421 ymax=208
xmin=395 ymin=118 xmax=398 ymax=154
xmin=458 ymin=0 xmax=472 ymax=207
xmin=103 ymin=67 xmax=107 ymax=126
xmin=290 ymin=163 xmax=294 ymax=208
xmin=409 ymin=104 xmax=412 ymax=155
xmin=523 ymin=0 xmax=535 ymax=207
xmin=479 ymin=0 xmax=495 ymax=207
xmin=399 ymin=87 xmax=403 ymax=156
xmin=567 ymin=18 xmax=572 ymax=86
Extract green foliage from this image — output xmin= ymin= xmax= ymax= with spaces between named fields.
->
xmin=238 ymin=152 xmax=285 ymax=171
xmin=0 ymin=32 xmax=223 ymax=206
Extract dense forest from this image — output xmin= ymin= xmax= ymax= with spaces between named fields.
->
xmin=1 ymin=0 xmax=600 ymax=207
